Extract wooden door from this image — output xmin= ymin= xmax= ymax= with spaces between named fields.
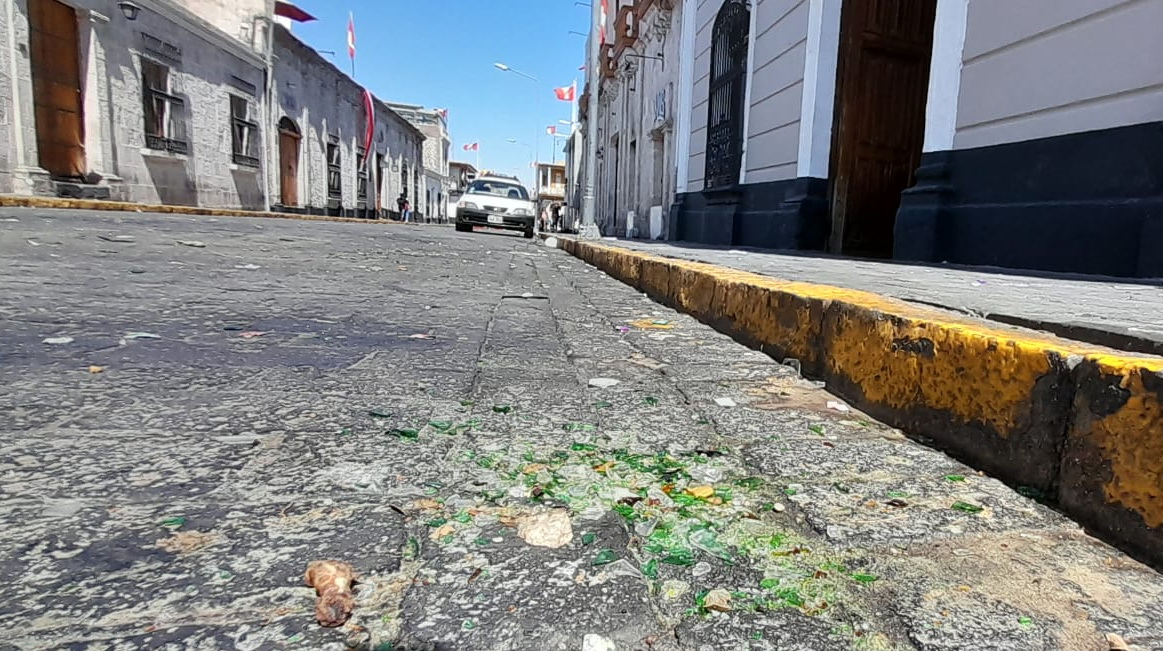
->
xmin=29 ymin=0 xmax=85 ymax=178
xmin=829 ymin=0 xmax=937 ymax=258
xmin=278 ymin=129 xmax=300 ymax=206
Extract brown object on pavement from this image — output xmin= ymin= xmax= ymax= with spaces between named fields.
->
xmin=304 ymin=560 xmax=356 ymax=627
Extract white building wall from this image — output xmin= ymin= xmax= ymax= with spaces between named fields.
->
xmin=954 ymin=0 xmax=1163 ymax=150
xmin=744 ymin=0 xmax=809 ymax=183
xmin=2 ymin=0 xmax=270 ymax=207
xmin=271 ymin=26 xmax=423 ymax=215
xmin=0 ymin=2 xmax=13 ymax=194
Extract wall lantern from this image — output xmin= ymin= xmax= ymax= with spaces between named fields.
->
xmin=117 ymin=1 xmax=141 ymax=21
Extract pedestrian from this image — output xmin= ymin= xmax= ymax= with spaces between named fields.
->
xmin=404 ymin=199 xmax=412 ymax=223
xmin=396 ymin=194 xmax=407 ymax=222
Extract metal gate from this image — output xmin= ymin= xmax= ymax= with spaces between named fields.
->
xmin=703 ymin=0 xmax=750 ymax=190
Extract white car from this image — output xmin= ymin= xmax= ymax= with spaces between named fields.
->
xmin=454 ymin=175 xmax=536 ymax=238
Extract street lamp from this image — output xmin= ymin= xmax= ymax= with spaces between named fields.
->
xmin=117 ymin=1 xmax=141 ymax=20
xmin=493 ymin=62 xmax=538 ymax=82
xmin=494 ymin=61 xmax=544 ymax=170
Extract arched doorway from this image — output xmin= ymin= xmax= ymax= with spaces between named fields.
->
xmin=828 ymin=0 xmax=937 ymax=258
xmin=277 ymin=117 xmax=301 ymax=207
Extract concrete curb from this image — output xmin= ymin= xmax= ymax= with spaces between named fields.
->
xmin=0 ymin=195 xmax=410 ymax=226
xmin=552 ymin=236 xmax=1163 ymax=567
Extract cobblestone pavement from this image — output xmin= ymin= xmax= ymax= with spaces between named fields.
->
xmin=604 ymin=239 xmax=1163 ymax=353
xmin=2 ymin=209 xmax=1163 ymax=651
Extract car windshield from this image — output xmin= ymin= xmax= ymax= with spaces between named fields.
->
xmin=467 ymin=180 xmax=528 ymax=200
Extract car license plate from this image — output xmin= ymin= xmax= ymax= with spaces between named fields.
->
xmin=487 ymin=215 xmax=503 ymax=225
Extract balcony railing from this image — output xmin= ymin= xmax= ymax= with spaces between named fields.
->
xmin=144 ymin=89 xmax=188 ymax=155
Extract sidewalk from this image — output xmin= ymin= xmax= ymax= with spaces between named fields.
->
xmin=602 ymin=239 xmax=1163 ymax=355
xmin=549 ymin=235 xmax=1163 ymax=574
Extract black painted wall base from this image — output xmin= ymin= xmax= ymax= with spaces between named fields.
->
xmin=896 ymin=121 xmax=1163 ymax=278
xmin=672 ymin=176 xmax=829 ymax=250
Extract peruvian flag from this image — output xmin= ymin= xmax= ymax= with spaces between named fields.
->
xmin=346 ymin=12 xmax=356 ymax=60
xmin=463 ymin=142 xmax=479 ymax=151
xmin=546 ymin=126 xmax=557 ymax=135
xmin=554 ymin=83 xmax=577 ymax=102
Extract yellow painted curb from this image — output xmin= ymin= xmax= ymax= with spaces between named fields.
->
xmin=556 ymin=237 xmax=1163 ymax=566
xmin=0 ymin=195 xmax=415 ymax=226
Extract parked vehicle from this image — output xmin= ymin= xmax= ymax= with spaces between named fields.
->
xmin=454 ymin=175 xmax=536 ymax=238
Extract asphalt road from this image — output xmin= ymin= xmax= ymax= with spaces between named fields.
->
xmin=2 ymin=209 xmax=1162 ymax=651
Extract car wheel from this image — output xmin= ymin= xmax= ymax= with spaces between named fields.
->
xmin=455 ymin=223 xmax=472 ymax=233
xmin=523 ymin=227 xmax=534 ymax=239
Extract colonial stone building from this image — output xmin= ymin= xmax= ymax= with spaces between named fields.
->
xmin=586 ymin=0 xmax=682 ymax=240
xmin=383 ymin=102 xmax=451 ymax=222
xmin=0 ymin=0 xmax=270 ymax=208
xmin=269 ymin=25 xmax=425 ymax=219
xmin=666 ymin=0 xmax=1162 ymax=277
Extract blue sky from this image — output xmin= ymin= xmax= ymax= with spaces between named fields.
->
xmin=290 ymin=0 xmax=587 ymax=186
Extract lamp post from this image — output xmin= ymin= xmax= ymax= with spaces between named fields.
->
xmin=494 ymin=62 xmax=543 ymax=175
xmin=578 ymin=0 xmax=601 ymax=239
xmin=117 ymin=1 xmax=141 ymax=20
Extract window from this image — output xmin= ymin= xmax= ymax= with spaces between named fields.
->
xmin=467 ymin=180 xmax=529 ymax=200
xmin=703 ymin=0 xmax=750 ymax=189
xmin=230 ymin=96 xmax=260 ymax=168
xmin=142 ymin=59 xmax=188 ymax=154
xmin=356 ymin=148 xmax=368 ymax=201
xmin=327 ymin=142 xmax=342 ymax=198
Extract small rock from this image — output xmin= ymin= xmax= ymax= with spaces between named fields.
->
xmin=1106 ymin=633 xmax=1129 ymax=651
xmin=177 ymin=240 xmax=206 ymax=248
xmin=691 ymin=562 xmax=712 ymax=578
xmin=588 ymin=378 xmax=620 ymax=389
xmin=703 ymin=588 xmax=732 ymax=612
xmin=582 ymin=634 xmax=616 ymax=651
xmin=772 ymin=503 xmax=787 ymax=513
xmin=43 ymin=336 xmax=74 ymax=345
xmin=826 ymin=400 xmax=851 ymax=413
xmin=517 ymin=510 xmax=573 ymax=548
xmin=544 ymin=236 xmax=559 ymax=248
xmin=714 ymin=397 xmax=737 ymax=407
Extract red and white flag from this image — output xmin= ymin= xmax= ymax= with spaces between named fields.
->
xmin=554 ymin=83 xmax=577 ymax=102
xmin=361 ymin=88 xmax=375 ymax=170
xmin=599 ymin=0 xmax=608 ymax=45
xmin=463 ymin=142 xmax=479 ymax=151
xmin=346 ymin=12 xmax=356 ymax=60
xmin=436 ymin=108 xmax=449 ymax=120
xmin=546 ymin=126 xmax=557 ymax=136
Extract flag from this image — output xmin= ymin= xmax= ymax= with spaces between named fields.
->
xmin=554 ymin=83 xmax=576 ymax=102
xmin=546 ymin=126 xmax=556 ymax=136
xmin=578 ymin=64 xmax=586 ymax=71
xmin=346 ymin=12 xmax=356 ymax=60
xmin=599 ymin=0 xmax=608 ymax=45
xmin=362 ymin=88 xmax=375 ymax=170
xmin=463 ymin=142 xmax=479 ymax=151
xmin=436 ymin=108 xmax=449 ymax=120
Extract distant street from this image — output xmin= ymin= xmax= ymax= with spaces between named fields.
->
xmin=2 ymin=209 xmax=1162 ymax=651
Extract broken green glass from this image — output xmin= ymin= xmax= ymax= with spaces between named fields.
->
xmin=952 ymin=501 xmax=984 ymax=514
xmin=388 ymin=428 xmax=419 ymax=439
xmin=563 ymin=422 xmax=596 ymax=432
xmin=582 ymin=532 xmax=596 ymax=546
xmin=426 ymin=518 xmax=448 ymax=528
xmin=643 ymin=396 xmax=660 ymax=406
xmin=852 ymin=573 xmax=878 ymax=584
xmin=403 ymin=537 xmax=420 ymax=561
xmin=368 ymin=408 xmax=392 ymax=418
xmin=428 ymin=420 xmax=453 ymax=432
xmin=160 ymin=517 xmax=186 ymax=529
xmin=735 ymin=477 xmax=764 ymax=490
xmin=492 ymin=405 xmax=513 ymax=414
xmin=570 ymin=442 xmax=598 ymax=452
xmin=593 ymin=549 xmax=618 ymax=566
xmin=808 ymin=424 xmax=826 ymax=436
xmin=944 ymin=474 xmax=967 ymax=482
xmin=689 ymin=527 xmax=733 ymax=563
xmin=593 ymin=401 xmax=614 ymax=409
xmin=643 ymin=558 xmax=659 ymax=579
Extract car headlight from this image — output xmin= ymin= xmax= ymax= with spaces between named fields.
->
xmin=511 ymin=208 xmax=532 ymax=216
xmin=459 ymin=201 xmax=478 ymax=210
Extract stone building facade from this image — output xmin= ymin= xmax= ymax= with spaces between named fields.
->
xmin=665 ymin=0 xmax=1163 ymax=278
xmin=268 ymin=25 xmax=424 ymax=218
xmin=0 ymin=0 xmax=269 ymax=208
xmin=383 ymin=102 xmax=451 ymax=222
xmin=589 ymin=0 xmax=682 ymax=240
